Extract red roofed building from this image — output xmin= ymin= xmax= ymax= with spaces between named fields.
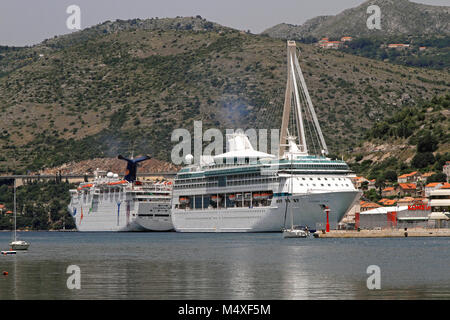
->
xmin=419 ymin=172 xmax=435 ymax=182
xmin=368 ymin=179 xmax=376 ymax=190
xmin=398 ymin=171 xmax=421 ymax=184
xmin=398 ymin=183 xmax=418 ymax=196
xmin=319 ymin=40 xmax=343 ymax=49
xmin=378 ymin=198 xmax=398 ymax=206
xmin=351 ymin=176 xmax=368 ymax=189
xmin=360 ymin=200 xmax=382 ymax=212
xmin=388 ymin=44 xmax=410 ymax=49
xmin=397 ymin=197 xmax=416 ymax=206
xmin=382 ymin=186 xmax=397 ymax=197
xmin=384 ymin=199 xmax=398 ymax=206
xmin=341 ymin=36 xmax=353 ymax=42
xmin=425 ymin=182 xmax=443 ymax=196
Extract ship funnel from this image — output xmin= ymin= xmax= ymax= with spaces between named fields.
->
xmin=117 ymin=154 xmax=151 ymax=182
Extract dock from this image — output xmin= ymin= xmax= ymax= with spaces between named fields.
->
xmin=313 ymin=228 xmax=450 ymax=238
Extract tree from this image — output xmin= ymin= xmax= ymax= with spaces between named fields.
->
xmin=375 ymin=174 xmax=386 ymax=196
xmin=384 ymin=170 xmax=397 ymax=182
xmin=426 ymin=173 xmax=447 ymax=184
xmin=411 ymin=152 xmax=435 ymax=168
xmin=417 ymin=131 xmax=438 ymax=153
xmin=361 ymin=181 xmax=369 ymax=191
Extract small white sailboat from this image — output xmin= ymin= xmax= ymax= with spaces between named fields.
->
xmin=283 ymin=147 xmax=309 ymax=238
xmin=9 ymin=179 xmax=30 ymax=251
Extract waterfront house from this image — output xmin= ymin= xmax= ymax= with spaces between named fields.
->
xmin=360 ymin=200 xmax=382 ymax=212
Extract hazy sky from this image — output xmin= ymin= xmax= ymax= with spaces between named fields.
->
xmin=0 ymin=0 xmax=448 ymax=46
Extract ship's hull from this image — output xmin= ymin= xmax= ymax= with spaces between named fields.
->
xmin=172 ymin=190 xmax=360 ymax=232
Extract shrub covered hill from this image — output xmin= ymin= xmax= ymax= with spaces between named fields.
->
xmin=0 ymin=16 xmax=449 ymax=174
xmin=349 ymin=94 xmax=450 ymax=180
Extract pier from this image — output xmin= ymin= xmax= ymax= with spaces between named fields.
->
xmin=313 ymin=228 xmax=450 ymax=238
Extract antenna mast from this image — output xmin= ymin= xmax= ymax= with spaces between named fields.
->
xmin=279 ymin=40 xmax=329 ymax=157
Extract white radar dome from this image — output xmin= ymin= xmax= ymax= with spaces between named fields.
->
xmin=107 ymin=172 xmax=114 ymax=178
xmin=185 ymin=154 xmax=194 ymax=164
xmin=113 ymin=173 xmax=119 ymax=178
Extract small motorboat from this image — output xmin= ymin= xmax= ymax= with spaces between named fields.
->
xmin=9 ymin=240 xmax=30 ymax=251
xmin=282 ymin=226 xmax=309 ymax=238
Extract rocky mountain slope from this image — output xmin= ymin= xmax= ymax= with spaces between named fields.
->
xmin=262 ymin=0 xmax=450 ymax=39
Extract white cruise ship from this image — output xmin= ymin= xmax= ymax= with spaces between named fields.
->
xmin=171 ymin=41 xmax=361 ymax=232
xmin=68 ymin=155 xmax=173 ymax=232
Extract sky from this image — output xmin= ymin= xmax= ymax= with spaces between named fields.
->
xmin=0 ymin=0 xmax=448 ymax=46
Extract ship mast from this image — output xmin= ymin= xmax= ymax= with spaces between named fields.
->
xmin=279 ymin=40 xmax=329 ymax=157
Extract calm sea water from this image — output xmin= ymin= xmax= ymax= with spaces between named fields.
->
xmin=0 ymin=231 xmax=449 ymax=300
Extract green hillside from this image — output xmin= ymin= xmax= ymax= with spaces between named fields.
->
xmin=349 ymin=94 xmax=450 ymax=179
xmin=340 ymin=35 xmax=450 ymax=70
xmin=0 ymin=17 xmax=449 ymax=174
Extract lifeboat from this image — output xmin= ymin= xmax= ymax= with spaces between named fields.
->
xmin=228 ymin=194 xmax=236 ymax=201
xmin=260 ymin=192 xmax=272 ymax=199
xmin=253 ymin=193 xmax=262 ymax=200
xmin=179 ymin=197 xmax=190 ymax=204
xmin=77 ymin=183 xmax=93 ymax=191
xmin=210 ymin=195 xmax=222 ymax=202
xmin=107 ymin=180 xmax=128 ymax=186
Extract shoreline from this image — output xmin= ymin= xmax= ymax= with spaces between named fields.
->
xmin=0 ymin=229 xmax=78 ymax=232
xmin=313 ymin=228 xmax=450 ymax=238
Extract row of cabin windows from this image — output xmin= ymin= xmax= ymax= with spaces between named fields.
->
xmin=299 ymin=183 xmax=350 ymax=187
xmin=174 ymin=176 xmax=350 ymax=189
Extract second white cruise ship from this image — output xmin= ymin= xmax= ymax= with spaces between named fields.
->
xmin=68 ymin=155 xmax=173 ymax=231
xmin=171 ymin=41 xmax=361 ymax=232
